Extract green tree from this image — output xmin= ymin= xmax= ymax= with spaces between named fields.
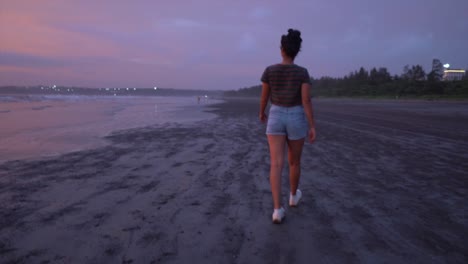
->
xmin=402 ymin=65 xmax=426 ymax=81
xmin=412 ymin=65 xmax=426 ymax=81
xmin=426 ymin=71 xmax=443 ymax=95
xmin=377 ymin=68 xmax=392 ymax=83
xmin=402 ymin=65 xmax=411 ymax=80
xmin=369 ymin=67 xmax=378 ymax=85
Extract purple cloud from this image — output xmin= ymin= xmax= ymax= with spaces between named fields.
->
xmin=0 ymin=0 xmax=467 ymax=89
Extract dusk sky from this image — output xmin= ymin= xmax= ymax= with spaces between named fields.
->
xmin=1 ymin=0 xmax=467 ymax=90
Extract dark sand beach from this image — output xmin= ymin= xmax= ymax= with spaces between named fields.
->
xmin=1 ymin=98 xmax=467 ymax=263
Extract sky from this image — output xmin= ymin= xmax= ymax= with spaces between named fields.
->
xmin=1 ymin=0 xmax=467 ymax=90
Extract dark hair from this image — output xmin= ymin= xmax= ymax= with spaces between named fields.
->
xmin=281 ymin=29 xmax=302 ymax=59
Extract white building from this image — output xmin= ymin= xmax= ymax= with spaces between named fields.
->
xmin=443 ymin=69 xmax=465 ymax=81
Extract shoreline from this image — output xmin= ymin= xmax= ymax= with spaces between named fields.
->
xmin=0 ymin=96 xmax=220 ymax=164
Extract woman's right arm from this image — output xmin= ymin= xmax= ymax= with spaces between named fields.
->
xmin=259 ymin=82 xmax=270 ymax=123
xmin=301 ymin=83 xmax=316 ymax=142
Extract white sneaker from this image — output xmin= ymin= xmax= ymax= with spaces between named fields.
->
xmin=272 ymin=207 xmax=285 ymax=224
xmin=289 ymin=189 xmax=302 ymax=207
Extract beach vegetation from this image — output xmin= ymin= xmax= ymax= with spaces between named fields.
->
xmin=225 ymin=64 xmax=468 ymax=99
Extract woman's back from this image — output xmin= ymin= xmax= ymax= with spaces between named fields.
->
xmin=261 ymin=63 xmax=310 ymax=107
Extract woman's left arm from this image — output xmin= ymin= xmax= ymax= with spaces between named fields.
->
xmin=259 ymin=82 xmax=270 ymax=123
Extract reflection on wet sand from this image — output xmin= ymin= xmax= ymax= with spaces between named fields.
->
xmin=0 ymin=96 xmax=217 ymax=161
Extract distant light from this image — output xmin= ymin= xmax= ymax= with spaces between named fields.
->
xmin=105 ymin=88 xmax=109 ymax=91
xmin=444 ymin=69 xmax=465 ymax=73
xmin=443 ymin=64 xmax=450 ymax=68
xmin=134 ymin=88 xmax=137 ymax=91
xmin=126 ymin=88 xmax=129 ymax=90
xmin=205 ymin=95 xmax=208 ymax=98
xmin=154 ymin=87 xmax=158 ymax=90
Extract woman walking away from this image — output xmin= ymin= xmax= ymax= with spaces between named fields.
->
xmin=259 ymin=29 xmax=316 ymax=224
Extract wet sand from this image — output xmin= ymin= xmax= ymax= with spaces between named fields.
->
xmin=0 ymin=96 xmax=216 ymax=161
xmin=1 ymin=98 xmax=467 ymax=263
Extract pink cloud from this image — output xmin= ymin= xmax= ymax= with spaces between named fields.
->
xmin=0 ymin=12 xmax=120 ymax=57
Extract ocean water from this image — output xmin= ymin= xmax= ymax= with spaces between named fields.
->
xmin=0 ymin=95 xmax=218 ymax=161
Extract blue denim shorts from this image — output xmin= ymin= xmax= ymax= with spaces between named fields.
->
xmin=266 ymin=104 xmax=308 ymax=140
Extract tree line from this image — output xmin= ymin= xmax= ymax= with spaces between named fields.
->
xmin=224 ymin=64 xmax=468 ymax=98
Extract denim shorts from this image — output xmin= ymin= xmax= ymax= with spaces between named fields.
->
xmin=266 ymin=104 xmax=308 ymax=140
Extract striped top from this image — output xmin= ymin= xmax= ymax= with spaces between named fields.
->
xmin=261 ymin=64 xmax=311 ymax=107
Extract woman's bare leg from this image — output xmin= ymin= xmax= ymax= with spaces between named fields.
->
xmin=267 ymin=135 xmax=286 ymax=209
xmin=287 ymin=138 xmax=305 ymax=195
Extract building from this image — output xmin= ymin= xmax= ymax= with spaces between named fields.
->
xmin=443 ymin=69 xmax=466 ymax=81
xmin=432 ymin=59 xmax=443 ymax=80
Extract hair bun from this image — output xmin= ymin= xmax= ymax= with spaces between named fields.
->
xmin=281 ymin=28 xmax=303 ymax=59
xmin=287 ymin=28 xmax=301 ymax=39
